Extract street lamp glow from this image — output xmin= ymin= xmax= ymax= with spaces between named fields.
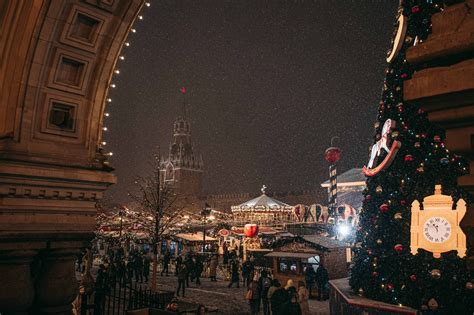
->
xmin=337 ymin=224 xmax=351 ymax=238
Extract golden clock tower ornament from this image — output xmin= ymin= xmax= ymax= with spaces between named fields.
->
xmin=410 ymin=185 xmax=467 ymax=258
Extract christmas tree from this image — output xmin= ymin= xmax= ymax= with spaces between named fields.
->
xmin=349 ymin=1 xmax=474 ymax=313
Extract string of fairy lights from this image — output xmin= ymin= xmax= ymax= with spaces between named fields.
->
xmin=100 ymin=1 xmax=152 ymax=159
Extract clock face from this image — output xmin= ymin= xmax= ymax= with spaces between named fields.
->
xmin=423 ymin=217 xmax=452 ymax=243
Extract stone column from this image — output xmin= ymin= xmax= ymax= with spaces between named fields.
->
xmin=0 ymin=250 xmax=37 ymax=314
xmin=34 ymin=249 xmax=79 ymax=315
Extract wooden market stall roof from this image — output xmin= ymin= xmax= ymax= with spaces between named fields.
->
xmin=301 ymin=235 xmax=348 ymax=249
xmin=265 ymin=252 xmax=318 ymax=258
xmin=174 ymin=232 xmax=218 ymax=242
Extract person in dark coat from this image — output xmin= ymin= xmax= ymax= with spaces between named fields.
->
xmin=143 ymin=255 xmax=151 ymax=283
xmin=270 ymin=281 xmax=288 ymax=315
xmin=175 ymin=254 xmax=183 ymax=276
xmin=161 ymin=250 xmax=171 ymax=276
xmin=315 ymin=264 xmax=329 ymax=301
xmin=227 ymin=260 xmax=240 ymax=288
xmin=247 ymin=278 xmax=261 ymax=315
xmin=134 ymin=254 xmax=143 ymax=283
xmin=304 ymin=265 xmax=316 ymax=298
xmin=126 ymin=259 xmax=134 ymax=284
xmin=242 ymin=260 xmax=249 ymax=286
xmin=285 ymin=279 xmax=302 ymax=315
xmin=258 ymin=270 xmax=272 ymax=315
xmin=185 ymin=254 xmax=194 ymax=286
xmin=194 ymin=256 xmax=203 ymax=285
xmin=176 ymin=264 xmax=187 ymax=297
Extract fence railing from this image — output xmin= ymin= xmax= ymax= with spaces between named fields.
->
xmin=76 ymin=277 xmax=174 ymax=315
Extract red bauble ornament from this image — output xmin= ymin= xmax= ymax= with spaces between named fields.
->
xmin=404 ymin=155 xmax=414 ymax=162
xmin=397 ymin=104 xmax=404 ymax=113
xmin=364 ymin=195 xmax=372 ymax=202
xmin=244 ymin=224 xmax=259 ymax=238
xmin=372 ymin=272 xmax=379 ymax=278
xmin=411 ymin=5 xmax=420 ymax=13
xmin=418 ymin=107 xmax=425 ymax=114
xmin=324 ymin=147 xmax=341 ymax=164
xmin=434 ymin=135 xmax=441 ymax=142
xmin=379 ymin=204 xmax=390 ymax=213
xmin=410 ymin=274 xmax=417 ymax=282
xmin=394 ymin=244 xmax=403 ymax=252
xmin=387 ymin=283 xmax=394 ymax=290
xmin=400 ymin=73 xmax=408 ymax=79
xmin=400 ymin=200 xmax=407 ymax=206
xmin=420 ymin=133 xmax=427 ymax=139
xmin=368 ymin=249 xmax=373 ymax=255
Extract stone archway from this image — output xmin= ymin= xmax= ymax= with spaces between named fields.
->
xmin=0 ymin=0 xmax=144 ymax=312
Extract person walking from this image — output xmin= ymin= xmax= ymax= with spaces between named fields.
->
xmin=209 ymin=254 xmax=218 ymax=282
xmin=194 ymin=256 xmax=203 ymax=286
xmin=175 ymin=254 xmax=183 ymax=276
xmin=143 ymin=255 xmax=150 ymax=283
xmin=161 ymin=250 xmax=171 ymax=276
xmin=270 ymin=280 xmax=288 ymax=315
xmin=227 ymin=259 xmax=240 ymax=288
xmin=258 ymin=270 xmax=272 ymax=315
xmin=126 ymin=258 xmax=134 ymax=284
xmin=285 ymin=279 xmax=302 ymax=315
xmin=176 ymin=264 xmax=187 ymax=297
xmin=304 ymin=264 xmax=316 ymax=299
xmin=134 ymin=254 xmax=143 ymax=283
xmin=185 ymin=254 xmax=195 ymax=286
xmin=247 ymin=277 xmax=261 ymax=315
xmin=315 ymin=263 xmax=329 ymax=301
xmin=297 ymin=281 xmax=310 ymax=315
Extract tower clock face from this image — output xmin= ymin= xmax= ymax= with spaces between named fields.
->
xmin=423 ymin=217 xmax=451 ymax=243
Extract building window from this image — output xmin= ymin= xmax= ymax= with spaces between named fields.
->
xmin=49 ymin=102 xmax=75 ymax=131
xmin=278 ymin=257 xmax=298 ymax=275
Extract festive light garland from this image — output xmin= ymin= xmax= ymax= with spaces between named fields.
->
xmin=100 ymin=1 xmax=152 ymax=158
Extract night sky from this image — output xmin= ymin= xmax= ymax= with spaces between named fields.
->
xmin=105 ymin=1 xmax=399 ymax=202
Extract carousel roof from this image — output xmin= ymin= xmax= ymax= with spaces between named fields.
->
xmin=237 ymin=194 xmax=290 ymax=208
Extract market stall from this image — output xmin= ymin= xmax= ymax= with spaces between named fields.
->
xmin=265 ymin=235 xmax=349 ymax=286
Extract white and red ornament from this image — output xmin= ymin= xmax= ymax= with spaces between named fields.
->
xmin=244 ymin=224 xmax=259 ymax=238
xmin=363 ymin=119 xmax=402 ymax=176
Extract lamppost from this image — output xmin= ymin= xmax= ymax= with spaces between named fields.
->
xmin=118 ymin=208 xmax=125 ymax=238
xmin=201 ymin=205 xmax=211 ymax=252
xmin=324 ymin=137 xmax=341 ymax=236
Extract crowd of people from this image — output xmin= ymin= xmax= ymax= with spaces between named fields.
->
xmin=78 ymin=244 xmax=330 ymax=314
xmin=243 ymin=264 xmax=329 ymax=315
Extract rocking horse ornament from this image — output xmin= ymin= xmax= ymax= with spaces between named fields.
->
xmin=363 ymin=119 xmax=402 ymax=176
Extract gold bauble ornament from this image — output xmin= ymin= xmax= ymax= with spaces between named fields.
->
xmin=431 ymin=269 xmax=441 ymax=279
xmin=376 ymin=186 xmax=383 ymax=194
xmin=376 ymin=239 xmax=383 ymax=245
xmin=358 ymin=288 xmax=364 ymax=296
xmin=394 ymin=212 xmax=402 ymax=220
xmin=428 ymin=298 xmax=438 ymax=310
xmin=466 ymin=282 xmax=473 ymax=290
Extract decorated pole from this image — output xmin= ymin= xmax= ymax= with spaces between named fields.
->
xmin=324 ymin=138 xmax=341 ymax=224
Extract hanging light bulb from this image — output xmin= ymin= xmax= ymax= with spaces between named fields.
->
xmin=119 ymin=55 xmax=125 ymax=60
xmin=110 ymin=83 xmax=116 ymax=88
xmin=108 ymin=152 xmax=113 ymax=156
xmin=125 ymin=42 xmax=130 ymax=47
xmin=101 ymin=141 xmax=107 ymax=146
xmin=107 ymin=98 xmax=112 ymax=103
xmin=105 ymin=113 xmax=110 ymax=117
xmin=103 ymin=127 xmax=108 ymax=131
xmin=131 ymin=28 xmax=136 ymax=33
xmin=138 ymin=15 xmax=143 ymax=20
xmin=114 ymin=69 xmax=120 ymax=74
xmin=145 ymin=2 xmax=151 ymax=7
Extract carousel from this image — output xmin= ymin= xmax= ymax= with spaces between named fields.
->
xmin=231 ymin=185 xmax=296 ymax=226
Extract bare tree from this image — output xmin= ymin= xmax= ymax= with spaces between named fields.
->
xmin=128 ymin=153 xmax=183 ymax=291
